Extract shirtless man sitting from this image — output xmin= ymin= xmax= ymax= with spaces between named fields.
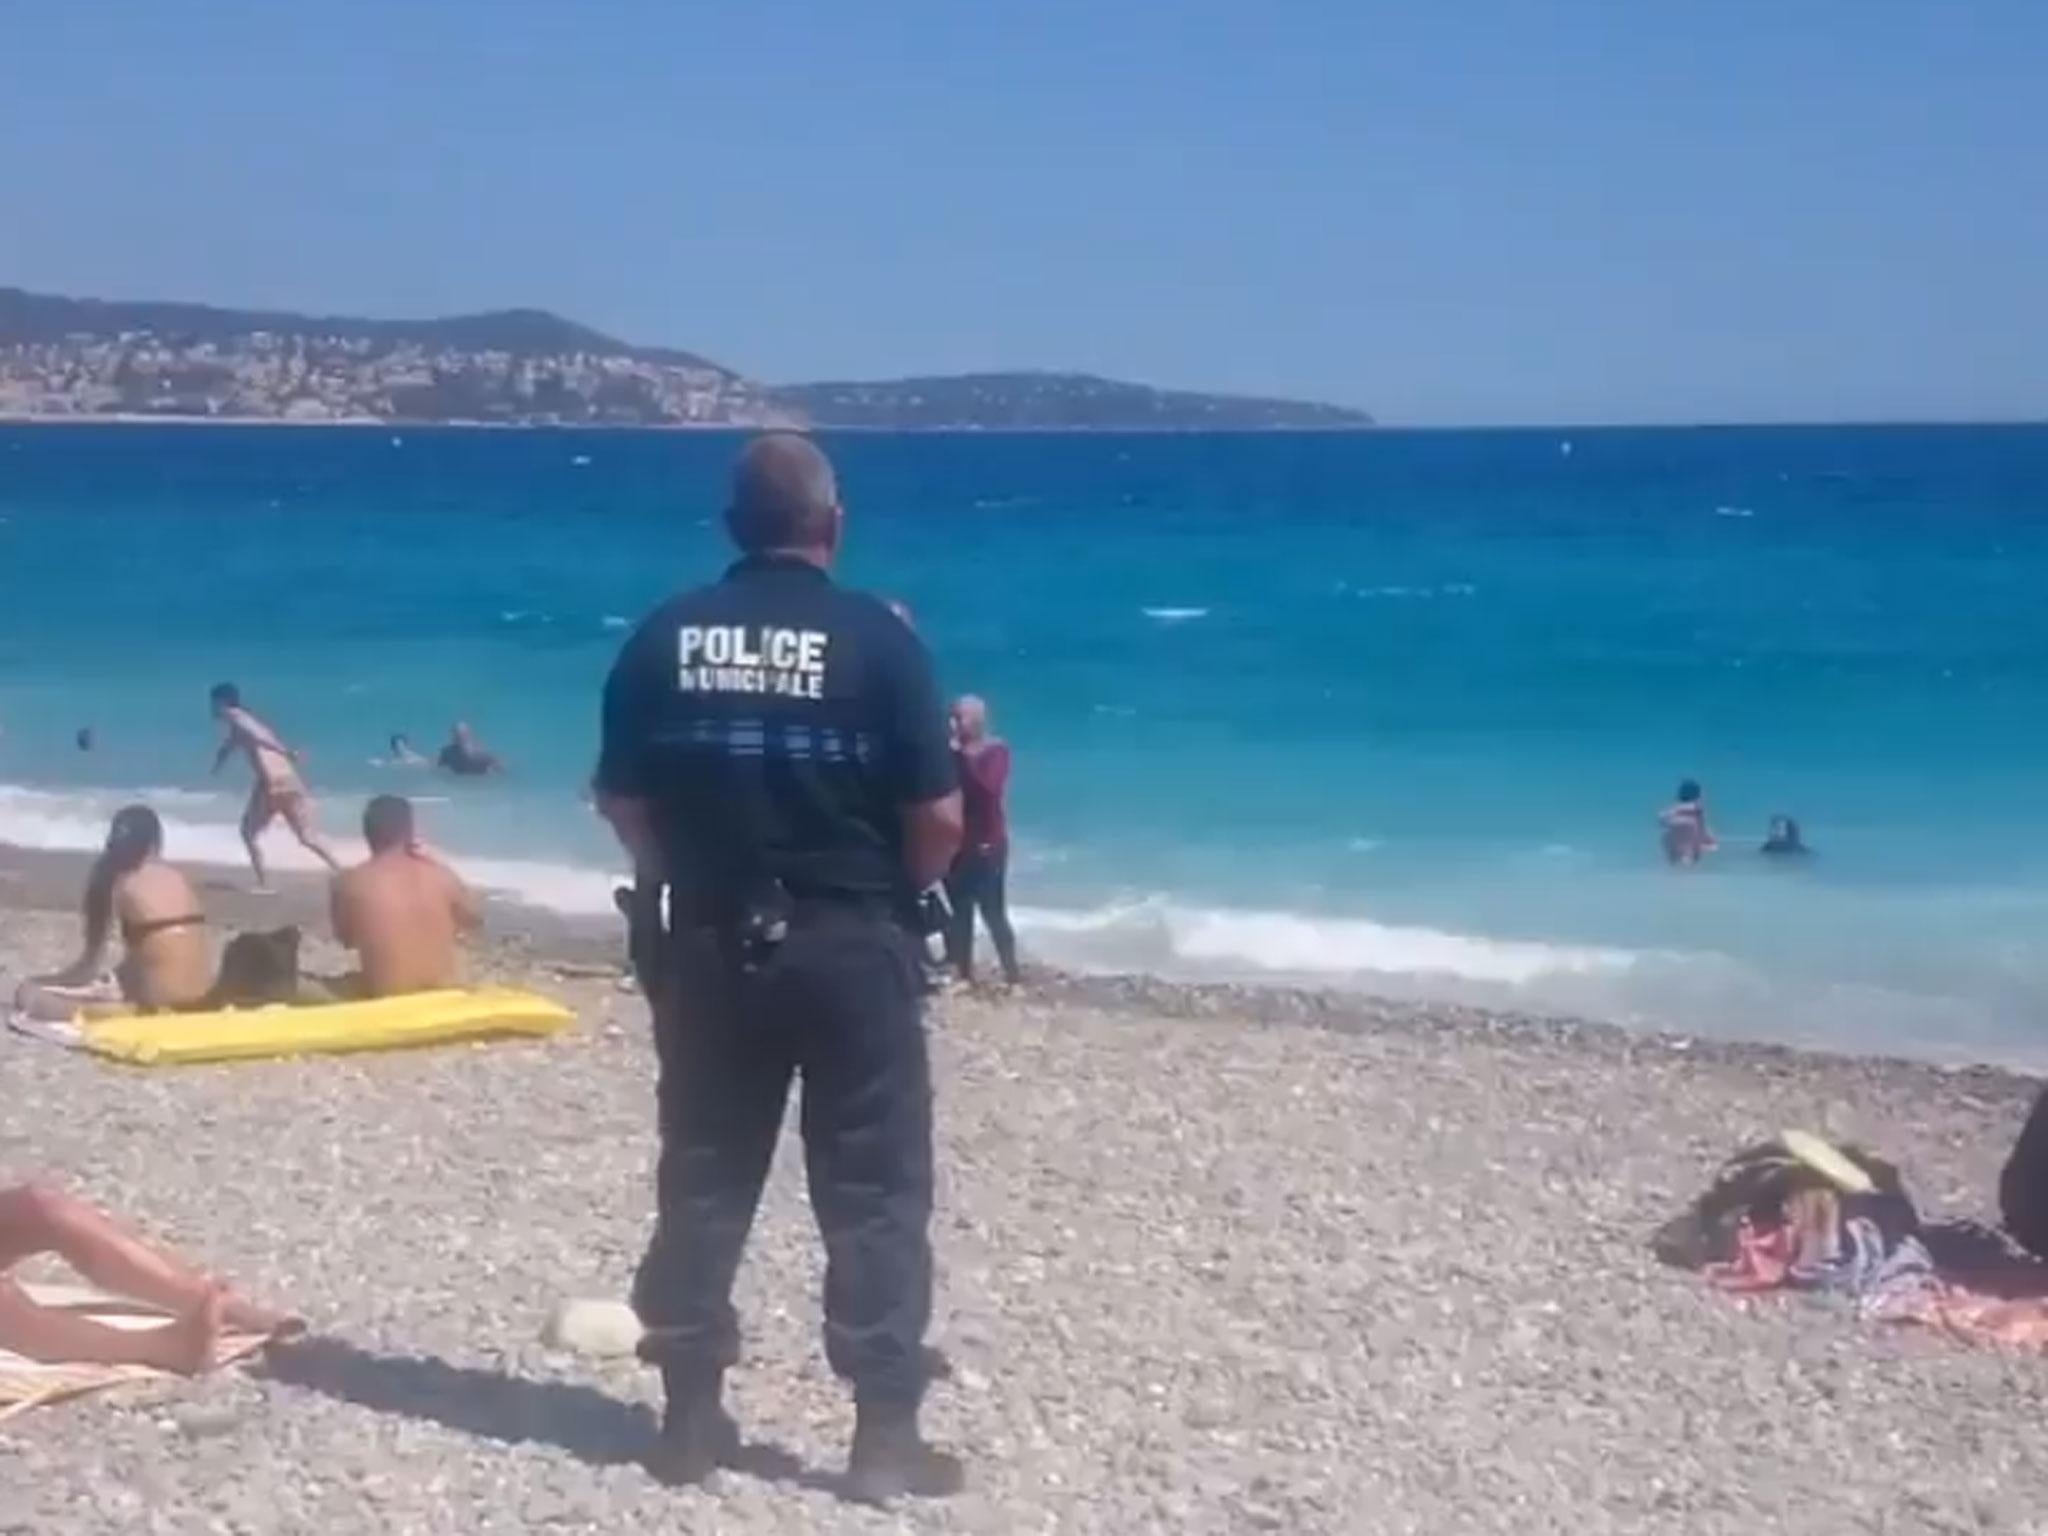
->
xmin=210 ymin=683 xmax=341 ymax=891
xmin=330 ymin=795 xmax=482 ymax=996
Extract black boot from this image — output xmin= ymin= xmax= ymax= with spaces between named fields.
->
xmin=844 ymin=1397 xmax=964 ymax=1504
xmin=646 ymin=1367 xmax=742 ymax=1487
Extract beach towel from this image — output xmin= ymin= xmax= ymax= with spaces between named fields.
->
xmin=0 ymin=1283 xmax=271 ymax=1421
xmin=1660 ymin=1131 xmax=2048 ymax=1351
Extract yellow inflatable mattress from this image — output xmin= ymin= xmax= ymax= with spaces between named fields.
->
xmin=80 ymin=987 xmax=575 ymax=1066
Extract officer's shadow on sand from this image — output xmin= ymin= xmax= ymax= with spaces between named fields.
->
xmin=257 ymin=1335 xmax=831 ymax=1492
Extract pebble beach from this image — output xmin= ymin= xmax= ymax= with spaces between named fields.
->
xmin=5 ymin=870 xmax=2048 ymax=1534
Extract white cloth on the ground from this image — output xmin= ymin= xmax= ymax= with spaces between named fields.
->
xmin=0 ymin=1282 xmax=267 ymax=1421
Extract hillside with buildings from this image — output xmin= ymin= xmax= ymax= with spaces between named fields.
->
xmin=0 ymin=287 xmax=1371 ymax=430
xmin=0 ymin=289 xmax=785 ymax=427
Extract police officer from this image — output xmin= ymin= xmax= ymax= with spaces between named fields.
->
xmin=595 ymin=434 xmax=965 ymax=1501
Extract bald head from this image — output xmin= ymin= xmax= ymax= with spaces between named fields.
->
xmin=726 ymin=433 xmax=842 ymax=559
xmin=952 ymin=694 xmax=989 ymax=745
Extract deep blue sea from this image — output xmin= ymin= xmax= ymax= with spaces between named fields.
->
xmin=4 ymin=423 xmax=2047 ymax=1062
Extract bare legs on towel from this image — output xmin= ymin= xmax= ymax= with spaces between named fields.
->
xmin=0 ymin=1183 xmax=295 ymax=1373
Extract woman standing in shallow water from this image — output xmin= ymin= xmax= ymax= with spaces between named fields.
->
xmin=1660 ymin=779 xmax=1718 ymax=866
xmin=946 ymin=695 xmax=1023 ymax=986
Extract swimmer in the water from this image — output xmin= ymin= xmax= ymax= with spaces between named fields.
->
xmin=436 ymin=721 xmax=504 ymax=777
xmin=75 ymin=727 xmax=94 ymax=753
xmin=1659 ymin=779 xmax=1718 ymax=866
xmin=382 ymin=733 xmax=431 ymax=768
xmin=1761 ymin=814 xmax=1811 ymax=857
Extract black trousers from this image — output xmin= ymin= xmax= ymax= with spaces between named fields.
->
xmin=944 ymin=846 xmax=1020 ymax=984
xmin=633 ymin=903 xmax=936 ymax=1405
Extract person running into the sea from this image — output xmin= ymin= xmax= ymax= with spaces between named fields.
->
xmin=1659 ymin=778 xmax=1718 ymax=866
xmin=945 ymin=695 xmax=1022 ymax=987
xmin=209 ymin=683 xmax=340 ymax=890
xmin=0 ymin=1182 xmax=296 ymax=1374
xmin=329 ymin=795 xmax=481 ymax=997
xmin=437 ymin=721 xmax=504 ymax=777
xmin=13 ymin=806 xmax=212 ymax=1020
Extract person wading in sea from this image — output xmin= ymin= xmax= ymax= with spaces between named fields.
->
xmin=944 ymin=694 xmax=1022 ymax=988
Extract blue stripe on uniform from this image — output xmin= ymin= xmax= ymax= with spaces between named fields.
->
xmin=654 ymin=718 xmax=878 ymax=763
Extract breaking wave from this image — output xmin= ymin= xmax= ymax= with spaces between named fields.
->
xmin=0 ymin=783 xmax=623 ymax=918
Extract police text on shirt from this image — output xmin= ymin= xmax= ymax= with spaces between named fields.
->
xmin=677 ymin=625 xmax=830 ymax=700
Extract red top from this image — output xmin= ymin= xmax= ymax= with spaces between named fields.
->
xmin=957 ymin=741 xmax=1011 ymax=853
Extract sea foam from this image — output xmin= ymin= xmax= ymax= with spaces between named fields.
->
xmin=1013 ymin=893 xmax=1636 ymax=986
xmin=0 ymin=784 xmax=624 ymax=918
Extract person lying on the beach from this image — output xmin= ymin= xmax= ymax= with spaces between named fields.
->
xmin=329 ymin=795 xmax=481 ymax=997
xmin=436 ymin=721 xmax=503 ymax=777
xmin=0 ymin=1183 xmax=295 ymax=1373
xmin=13 ymin=806 xmax=212 ymax=1021
xmin=1660 ymin=779 xmax=1718 ymax=866
xmin=210 ymin=682 xmax=341 ymax=890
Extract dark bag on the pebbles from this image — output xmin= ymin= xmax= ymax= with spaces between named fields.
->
xmin=206 ymin=925 xmax=302 ymax=1007
xmin=1652 ymin=1137 xmax=1914 ymax=1269
xmin=2000 ymin=1087 xmax=2048 ymax=1261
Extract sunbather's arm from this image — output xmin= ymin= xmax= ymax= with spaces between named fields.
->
xmin=43 ymin=888 xmax=117 ymax=986
xmin=443 ymin=863 xmax=483 ymax=935
xmin=328 ymin=876 xmax=356 ymax=951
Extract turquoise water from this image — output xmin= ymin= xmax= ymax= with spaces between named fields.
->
xmin=4 ymin=423 xmax=2048 ymax=1060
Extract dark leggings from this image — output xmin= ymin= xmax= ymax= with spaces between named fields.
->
xmin=945 ymin=847 xmax=1020 ymax=985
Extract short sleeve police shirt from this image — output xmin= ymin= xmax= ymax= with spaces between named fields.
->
xmin=596 ymin=554 xmax=955 ymax=899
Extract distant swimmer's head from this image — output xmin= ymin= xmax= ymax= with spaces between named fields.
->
xmin=1764 ymin=815 xmax=1807 ymax=854
xmin=952 ymin=694 xmax=989 ymax=746
xmin=726 ymin=433 xmax=842 ymax=564
xmin=209 ymin=682 xmax=241 ymax=718
xmin=363 ymin=794 xmax=416 ymax=855
xmin=450 ymin=721 xmax=475 ymax=747
xmin=1676 ymin=779 xmax=1703 ymax=805
xmin=75 ymin=727 xmax=94 ymax=752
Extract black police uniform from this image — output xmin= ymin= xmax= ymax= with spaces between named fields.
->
xmin=596 ymin=552 xmax=955 ymax=1410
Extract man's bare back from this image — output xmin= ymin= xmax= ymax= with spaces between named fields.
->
xmin=331 ymin=848 xmax=481 ymax=996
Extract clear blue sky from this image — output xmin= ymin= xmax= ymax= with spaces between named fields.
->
xmin=2 ymin=2 xmax=2043 ymax=424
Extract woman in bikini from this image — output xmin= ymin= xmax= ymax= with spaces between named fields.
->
xmin=210 ymin=682 xmax=341 ymax=890
xmin=14 ymin=806 xmax=212 ymax=1019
